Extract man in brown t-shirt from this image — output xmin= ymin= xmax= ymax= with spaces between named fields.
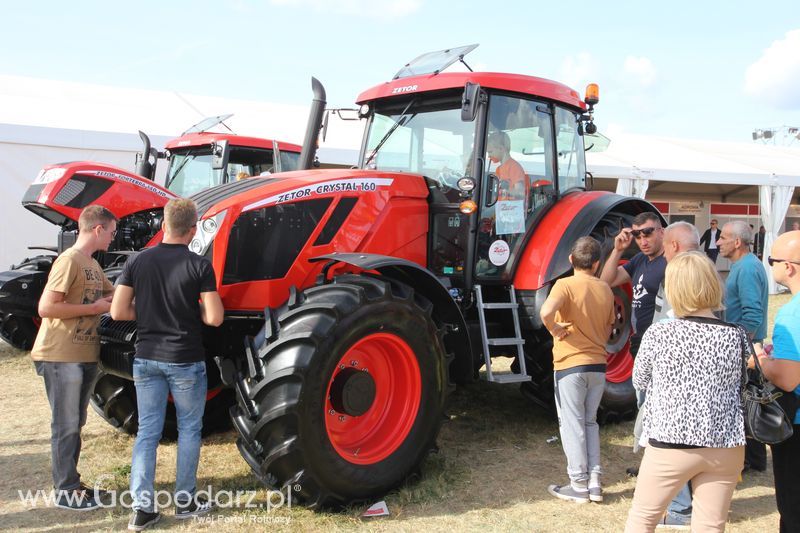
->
xmin=31 ymin=205 xmax=116 ymax=510
xmin=540 ymin=236 xmax=615 ymax=504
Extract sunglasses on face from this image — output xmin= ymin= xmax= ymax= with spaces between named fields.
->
xmin=630 ymin=227 xmax=657 ymax=239
xmin=768 ymin=256 xmax=800 ymax=266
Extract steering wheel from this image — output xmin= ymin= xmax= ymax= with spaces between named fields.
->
xmin=435 ymin=167 xmax=464 ymax=189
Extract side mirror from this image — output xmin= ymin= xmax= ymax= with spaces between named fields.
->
xmin=461 ymin=82 xmax=481 ymax=122
xmin=211 ymin=140 xmax=228 ymax=170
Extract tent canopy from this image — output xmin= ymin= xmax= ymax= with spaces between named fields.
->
xmin=588 ymin=134 xmax=800 ymax=186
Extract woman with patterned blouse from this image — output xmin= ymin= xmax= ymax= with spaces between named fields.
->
xmin=625 ymin=251 xmax=747 ymax=532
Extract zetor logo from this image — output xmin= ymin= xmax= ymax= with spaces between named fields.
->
xmin=392 ymin=85 xmax=418 ymax=94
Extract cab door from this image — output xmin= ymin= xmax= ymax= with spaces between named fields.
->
xmin=475 ymin=95 xmax=556 ymax=281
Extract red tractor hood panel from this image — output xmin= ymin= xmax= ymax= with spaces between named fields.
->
xmin=23 ymin=162 xmax=177 ymax=226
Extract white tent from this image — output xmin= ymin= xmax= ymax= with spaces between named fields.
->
xmin=588 ymin=134 xmax=800 ymax=293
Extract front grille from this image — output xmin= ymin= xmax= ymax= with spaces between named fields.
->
xmin=98 ymin=315 xmax=137 ymax=343
xmin=99 ymin=341 xmax=135 ymax=379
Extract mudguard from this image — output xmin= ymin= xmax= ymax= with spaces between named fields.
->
xmin=311 ymin=252 xmax=474 ymax=383
xmin=514 ymin=191 xmax=662 ymax=290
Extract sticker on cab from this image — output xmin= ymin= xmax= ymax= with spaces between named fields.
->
xmin=489 ymin=239 xmax=510 ymax=266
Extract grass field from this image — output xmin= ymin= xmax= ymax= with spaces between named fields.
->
xmin=0 ymin=293 xmax=790 ymax=532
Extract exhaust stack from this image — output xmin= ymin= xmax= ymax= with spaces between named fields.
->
xmin=298 ymin=77 xmax=327 ymax=170
xmin=134 ymin=131 xmax=158 ymax=180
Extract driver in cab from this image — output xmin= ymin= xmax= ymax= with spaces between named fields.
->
xmin=487 ymin=131 xmax=528 ymax=205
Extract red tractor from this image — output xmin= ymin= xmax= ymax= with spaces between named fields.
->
xmin=0 ymin=117 xmax=302 ymax=352
xmin=95 ymin=45 xmax=658 ymax=506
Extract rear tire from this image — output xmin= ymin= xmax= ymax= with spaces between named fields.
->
xmin=90 ymin=369 xmax=234 ymax=440
xmin=231 ymin=274 xmax=452 ymax=509
xmin=519 ymin=211 xmax=638 ymax=422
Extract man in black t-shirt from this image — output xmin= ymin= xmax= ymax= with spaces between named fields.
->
xmin=600 ymin=211 xmax=666 ymax=481
xmin=600 ymin=212 xmax=667 ymax=358
xmin=111 ymin=199 xmax=223 ymax=531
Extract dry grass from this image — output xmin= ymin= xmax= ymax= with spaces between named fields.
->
xmin=0 ymin=293 xmax=791 ymax=532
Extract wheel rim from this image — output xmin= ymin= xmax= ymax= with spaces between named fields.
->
xmin=606 ymin=283 xmax=634 ymax=383
xmin=325 ymin=332 xmax=421 ymax=465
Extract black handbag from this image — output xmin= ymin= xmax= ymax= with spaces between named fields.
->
xmin=739 ymin=327 xmax=794 ymax=445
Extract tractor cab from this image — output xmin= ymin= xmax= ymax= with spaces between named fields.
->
xmin=356 ymin=45 xmax=597 ymax=290
xmin=160 ymin=115 xmax=303 ymax=197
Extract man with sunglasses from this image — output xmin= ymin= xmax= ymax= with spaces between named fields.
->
xmin=600 ymin=212 xmax=666 ymax=359
xmin=601 ymin=212 xmax=666 ymax=480
xmin=751 ymin=231 xmax=800 ymax=532
xmin=31 ymin=205 xmax=117 ymax=510
xmin=717 ymin=220 xmax=769 ymax=473
xmin=699 ymin=219 xmax=721 ymax=264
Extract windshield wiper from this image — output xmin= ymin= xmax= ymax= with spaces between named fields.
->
xmin=364 ymin=99 xmax=418 ymax=168
xmin=165 ymin=149 xmax=196 ymax=189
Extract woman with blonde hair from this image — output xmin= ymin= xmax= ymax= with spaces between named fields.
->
xmin=625 ymin=251 xmax=747 ymax=532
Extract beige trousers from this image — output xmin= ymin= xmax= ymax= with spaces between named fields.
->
xmin=624 ymin=445 xmax=745 ymax=533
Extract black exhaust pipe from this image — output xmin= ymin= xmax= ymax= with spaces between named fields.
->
xmin=135 ymin=131 xmax=156 ymax=180
xmin=298 ymin=77 xmax=327 ymax=170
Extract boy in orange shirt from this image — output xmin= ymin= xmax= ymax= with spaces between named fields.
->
xmin=540 ymin=236 xmax=615 ymax=504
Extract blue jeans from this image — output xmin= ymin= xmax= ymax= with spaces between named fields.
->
xmin=130 ymin=359 xmax=206 ymax=512
xmin=637 ymin=388 xmax=692 ymax=523
xmin=34 ymin=361 xmax=98 ymax=490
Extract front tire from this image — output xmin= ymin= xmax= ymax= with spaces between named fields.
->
xmin=231 ymin=274 xmax=452 ymax=508
xmin=90 ymin=369 xmax=234 ymax=440
xmin=0 ymin=313 xmax=39 ymax=351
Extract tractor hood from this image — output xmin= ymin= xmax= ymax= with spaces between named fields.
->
xmin=23 ymin=162 xmax=177 ymax=227
xmin=191 ymin=168 xmax=429 ymax=222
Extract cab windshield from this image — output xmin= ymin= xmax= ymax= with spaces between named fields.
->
xmin=165 ymin=147 xmax=220 ymax=197
xmin=362 ymin=98 xmax=475 ymax=193
xmin=166 ymin=145 xmax=291 ymax=197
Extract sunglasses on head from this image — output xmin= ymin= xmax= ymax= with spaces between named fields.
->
xmin=631 ymin=227 xmax=657 ymax=238
xmin=768 ymin=256 xmax=800 ymax=267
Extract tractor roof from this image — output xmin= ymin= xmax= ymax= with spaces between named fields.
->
xmin=356 ymin=72 xmax=586 ymax=111
xmin=164 ymin=132 xmax=302 ymax=153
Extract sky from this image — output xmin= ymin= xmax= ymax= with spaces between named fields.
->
xmin=1 ymin=0 xmax=799 ymax=145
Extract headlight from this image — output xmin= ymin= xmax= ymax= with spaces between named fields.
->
xmin=189 ymin=209 xmax=227 ymax=256
xmin=34 ymin=167 xmax=67 ymax=184
xmin=201 ymin=218 xmax=218 ymax=233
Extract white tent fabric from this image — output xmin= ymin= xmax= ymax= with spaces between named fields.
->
xmin=588 ymin=134 xmax=800 ymax=187
xmin=760 ymin=184 xmax=796 ymax=293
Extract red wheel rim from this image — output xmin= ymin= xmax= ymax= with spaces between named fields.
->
xmin=325 ymin=332 xmax=421 ymax=465
xmin=606 ymin=282 xmax=634 ymax=383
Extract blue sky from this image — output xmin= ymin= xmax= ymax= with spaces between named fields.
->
xmin=2 ymin=0 xmax=799 ymax=143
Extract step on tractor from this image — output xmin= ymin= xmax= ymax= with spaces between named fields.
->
xmin=94 ymin=44 xmax=660 ymax=507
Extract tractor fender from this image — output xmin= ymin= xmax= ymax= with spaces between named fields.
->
xmin=514 ymin=191 xmax=662 ymax=291
xmin=311 ymin=252 xmax=473 ymax=382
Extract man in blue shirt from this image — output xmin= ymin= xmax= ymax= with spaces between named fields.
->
xmin=755 ymin=230 xmax=800 ymax=533
xmin=717 ymin=220 xmax=769 ymax=472
xmin=718 ymin=220 xmax=769 ymax=342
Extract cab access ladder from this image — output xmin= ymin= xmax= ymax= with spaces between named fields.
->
xmin=474 ymin=284 xmax=531 ymax=384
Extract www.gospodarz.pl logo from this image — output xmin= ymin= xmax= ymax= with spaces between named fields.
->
xmin=18 ymin=482 xmax=296 ymax=512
